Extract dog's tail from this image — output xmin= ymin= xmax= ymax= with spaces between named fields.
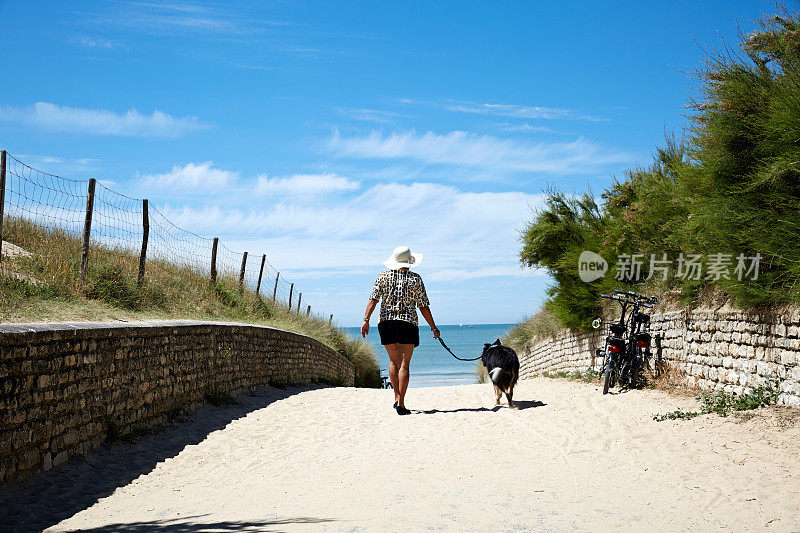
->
xmin=488 ymin=367 xmax=512 ymax=390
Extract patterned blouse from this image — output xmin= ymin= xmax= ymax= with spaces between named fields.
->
xmin=369 ymin=269 xmax=430 ymax=325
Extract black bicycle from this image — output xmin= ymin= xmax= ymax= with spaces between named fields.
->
xmin=379 ymin=369 xmax=393 ymax=389
xmin=594 ymin=290 xmax=658 ymax=394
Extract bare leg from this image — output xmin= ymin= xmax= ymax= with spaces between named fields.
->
xmin=385 ymin=344 xmax=402 ymax=404
xmin=396 ymin=343 xmax=415 ymax=408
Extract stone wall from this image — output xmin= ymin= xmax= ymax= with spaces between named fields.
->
xmin=518 ymin=329 xmax=601 ymax=378
xmin=0 ymin=320 xmax=354 ymax=485
xmin=517 ymin=307 xmax=800 ymax=407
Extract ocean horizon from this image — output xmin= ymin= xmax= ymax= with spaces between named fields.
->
xmin=346 ymin=323 xmax=514 ymax=388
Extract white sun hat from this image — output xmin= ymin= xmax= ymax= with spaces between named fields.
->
xmin=383 ymin=245 xmax=423 ymax=270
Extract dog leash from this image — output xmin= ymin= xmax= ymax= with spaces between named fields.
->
xmin=437 ymin=336 xmax=483 ymax=361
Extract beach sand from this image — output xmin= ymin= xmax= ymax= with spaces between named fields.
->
xmin=4 ymin=379 xmax=800 ymax=532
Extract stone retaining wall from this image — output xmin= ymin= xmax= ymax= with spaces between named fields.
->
xmin=518 ymin=329 xmax=600 ymax=378
xmin=0 ymin=320 xmax=354 ymax=485
xmin=518 ymin=308 xmax=800 ymax=406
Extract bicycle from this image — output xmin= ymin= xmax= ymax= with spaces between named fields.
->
xmin=379 ymin=369 xmax=393 ymax=389
xmin=594 ymin=290 xmax=658 ymax=394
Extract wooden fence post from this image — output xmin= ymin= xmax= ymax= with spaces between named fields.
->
xmin=80 ymin=178 xmax=96 ymax=285
xmin=297 ymin=292 xmax=302 ymax=314
xmin=137 ymin=199 xmax=149 ymax=288
xmin=272 ymin=272 xmax=280 ymax=301
xmin=210 ymin=237 xmax=219 ymax=283
xmin=0 ymin=150 xmax=6 ymax=264
xmin=238 ymin=251 xmax=248 ymax=292
xmin=255 ymin=254 xmax=266 ymax=295
xmin=306 ymin=305 xmax=311 ymax=317
xmin=288 ymin=283 xmax=293 ymax=308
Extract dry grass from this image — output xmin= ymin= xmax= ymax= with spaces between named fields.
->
xmin=1 ymin=216 xmax=380 ymax=387
xmin=503 ymin=305 xmax=563 ymax=352
xmin=645 ymin=361 xmax=697 ymax=397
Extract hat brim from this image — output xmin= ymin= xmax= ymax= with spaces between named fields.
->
xmin=383 ymin=251 xmax=423 ymax=270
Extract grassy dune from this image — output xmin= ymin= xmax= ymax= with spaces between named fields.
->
xmin=0 ymin=216 xmax=380 ymax=387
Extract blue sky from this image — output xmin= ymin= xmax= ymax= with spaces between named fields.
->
xmin=0 ymin=0 xmax=778 ymax=326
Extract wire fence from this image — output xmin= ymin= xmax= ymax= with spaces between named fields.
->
xmin=0 ymin=150 xmax=329 ymax=322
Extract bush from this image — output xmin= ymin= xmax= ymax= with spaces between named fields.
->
xmin=519 ymin=192 xmax=607 ymax=329
xmin=518 ymin=7 xmax=800 ymax=329
xmin=87 ymin=264 xmax=140 ymax=310
xmin=654 ymin=380 xmax=780 ymax=421
xmin=503 ymin=304 xmax=562 ymax=351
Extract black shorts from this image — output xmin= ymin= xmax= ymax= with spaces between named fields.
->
xmin=378 ymin=320 xmax=420 ymax=347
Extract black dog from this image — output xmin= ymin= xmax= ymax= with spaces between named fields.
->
xmin=481 ymin=339 xmax=519 ymax=408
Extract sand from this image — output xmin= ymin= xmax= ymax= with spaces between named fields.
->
xmin=2 ymin=379 xmax=800 ymax=532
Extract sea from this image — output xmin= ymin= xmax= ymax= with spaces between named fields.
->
xmin=345 ymin=323 xmax=514 ymax=388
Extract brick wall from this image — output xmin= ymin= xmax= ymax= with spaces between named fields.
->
xmin=0 ymin=320 xmax=354 ymax=484
xmin=517 ymin=308 xmax=800 ymax=407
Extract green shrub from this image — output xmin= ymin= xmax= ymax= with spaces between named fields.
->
xmin=87 ymin=264 xmax=140 ymax=310
xmin=519 ymin=192 xmax=607 ymax=329
xmin=504 ymin=304 xmax=563 ymax=351
xmin=213 ymin=282 xmax=242 ymax=308
xmin=653 ymin=409 xmax=701 ymax=422
xmin=541 ymin=368 xmax=598 ymax=383
xmin=519 ymin=7 xmax=800 ymax=329
xmin=698 ymin=380 xmax=780 ymax=416
xmin=654 ymin=380 xmax=780 ymax=421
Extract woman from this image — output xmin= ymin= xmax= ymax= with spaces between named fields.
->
xmin=361 ymin=246 xmax=439 ymax=415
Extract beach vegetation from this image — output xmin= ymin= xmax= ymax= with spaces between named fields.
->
xmin=503 ymin=304 xmax=562 ymax=351
xmin=1 ymin=217 xmax=380 ymax=387
xmin=474 ymin=361 xmax=487 ymax=384
xmin=518 ymin=7 xmax=800 ymax=329
xmin=540 ymin=369 xmax=598 ymax=383
xmin=653 ymin=380 xmax=780 ymax=421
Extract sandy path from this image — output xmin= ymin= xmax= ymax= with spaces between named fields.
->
xmin=4 ymin=379 xmax=800 ymax=532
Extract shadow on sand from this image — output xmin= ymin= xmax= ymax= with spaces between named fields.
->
xmin=54 ymin=515 xmax=336 ymax=532
xmin=0 ymin=386 xmax=316 ymax=533
xmin=417 ymin=399 xmax=546 ymax=414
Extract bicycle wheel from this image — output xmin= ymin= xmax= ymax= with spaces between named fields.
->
xmin=631 ymin=358 xmax=639 ymax=389
xmin=619 ymin=360 xmax=629 ymax=387
xmin=634 ymin=347 xmax=646 ymax=388
xmin=603 ymin=368 xmax=613 ymax=395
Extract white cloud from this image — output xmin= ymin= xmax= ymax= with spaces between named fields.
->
xmin=255 ymin=173 xmax=360 ymax=195
xmin=79 ymin=37 xmax=117 ymax=48
xmin=497 ymin=122 xmax=556 ymax=133
xmin=337 ymin=108 xmax=411 ymax=123
xmin=141 ymin=162 xmax=237 ymax=190
xmin=445 ymin=101 xmax=574 ymax=120
xmin=0 ymin=102 xmax=209 ymax=138
xmin=327 ymin=129 xmax=631 ymax=174
xmin=15 ymin=154 xmax=101 ymax=173
xmin=426 ymin=264 xmax=545 ymax=282
xmin=393 ymin=98 xmax=607 ymax=122
xmin=155 ymin=181 xmax=545 ymax=279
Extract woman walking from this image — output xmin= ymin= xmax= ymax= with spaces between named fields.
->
xmin=361 ymin=246 xmax=439 ymax=415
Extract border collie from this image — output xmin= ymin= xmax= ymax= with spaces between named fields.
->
xmin=481 ymin=339 xmax=519 ymax=408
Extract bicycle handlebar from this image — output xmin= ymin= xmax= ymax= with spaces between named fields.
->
xmin=613 ymin=289 xmax=637 ymax=297
xmin=601 ymin=291 xmax=658 ymax=307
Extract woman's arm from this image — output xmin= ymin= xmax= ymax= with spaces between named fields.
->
xmin=419 ymin=306 xmax=439 ymax=339
xmin=361 ymin=298 xmax=378 ymax=338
